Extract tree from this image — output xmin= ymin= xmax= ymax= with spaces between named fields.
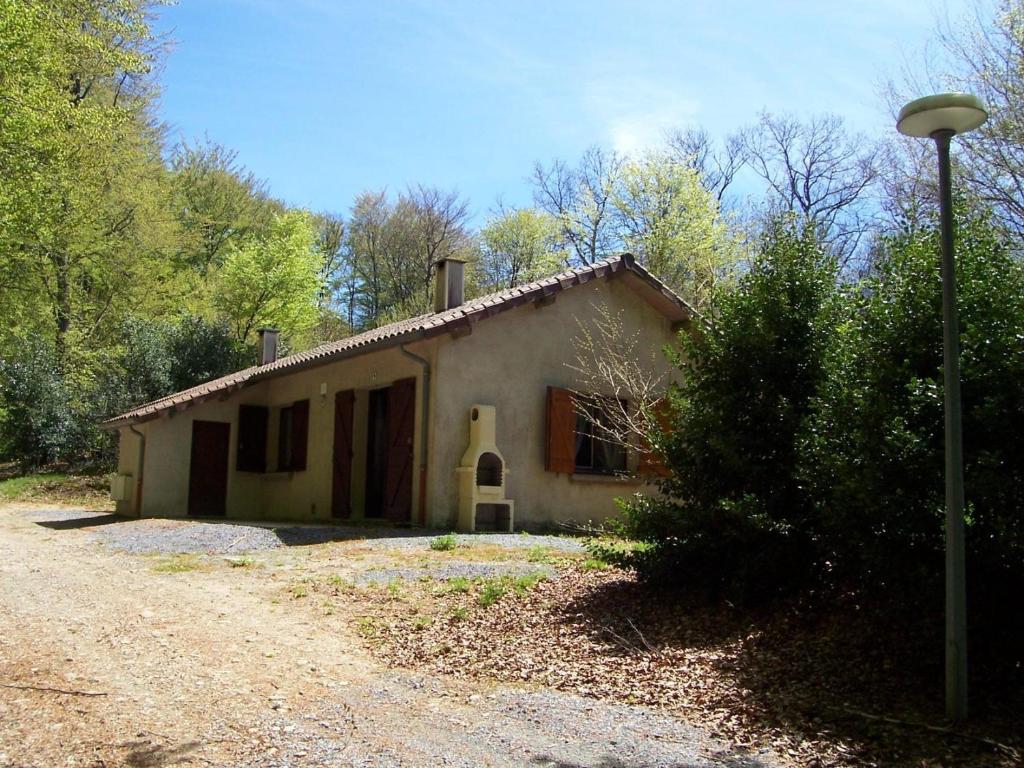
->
xmin=612 ymin=150 xmax=740 ymax=312
xmin=477 ymin=207 xmax=565 ymax=291
xmin=170 ymin=140 xmax=279 ymax=271
xmin=0 ymin=0 xmax=179 ymax=361
xmin=344 ymin=187 xmax=473 ymax=328
xmin=665 ymin=127 xmax=746 ymax=205
xmin=532 ymin=146 xmax=624 ymax=264
xmin=740 ymin=112 xmax=880 ymax=265
xmin=906 ymin=0 xmax=1024 ymax=241
xmin=214 ymin=211 xmax=322 ymax=343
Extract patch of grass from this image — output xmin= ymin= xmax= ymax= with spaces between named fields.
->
xmin=325 ymin=574 xmax=355 ymax=591
xmin=429 ymin=533 xmax=458 ymax=551
xmin=449 ymin=606 xmax=469 ymax=622
xmin=356 ymin=617 xmax=377 ymax=638
xmin=526 ymin=545 xmax=551 ymax=563
xmin=512 ymin=572 xmax=548 ymax=595
xmin=386 ymin=579 xmax=404 ymax=600
xmin=411 ymin=614 xmax=433 ymax=630
xmin=445 ymin=576 xmax=472 ymax=594
xmin=477 ymin=578 xmax=508 ymax=607
xmin=289 ymin=583 xmax=309 ymax=599
xmin=0 ymin=472 xmax=109 ymax=506
xmin=581 ymin=557 xmax=611 ymax=571
xmin=225 ymin=556 xmax=257 ymax=568
xmin=151 ymin=553 xmax=205 ymax=573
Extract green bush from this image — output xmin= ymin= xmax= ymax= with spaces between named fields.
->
xmin=801 ymin=210 xmax=1024 ymax=586
xmin=0 ymin=316 xmax=253 ymax=469
xmin=616 ymin=220 xmax=838 ymax=602
xmin=429 ymin=534 xmax=458 ymax=551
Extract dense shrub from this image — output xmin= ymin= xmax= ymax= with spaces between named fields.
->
xmin=613 ymin=209 xmax=1024 ymax=606
xmin=0 ymin=316 xmax=252 ymax=470
xmin=801 ymin=211 xmax=1024 ymax=587
xmin=610 ymin=221 xmax=840 ymax=602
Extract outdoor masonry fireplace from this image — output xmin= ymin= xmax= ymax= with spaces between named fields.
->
xmin=456 ymin=405 xmax=514 ymax=532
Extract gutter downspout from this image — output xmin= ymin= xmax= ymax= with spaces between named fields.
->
xmin=400 ymin=344 xmax=430 ymax=527
xmin=128 ymin=423 xmax=145 ymax=518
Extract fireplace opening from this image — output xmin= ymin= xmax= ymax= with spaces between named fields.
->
xmin=476 ymin=452 xmax=502 ymax=487
xmin=474 ymin=503 xmax=512 ymax=532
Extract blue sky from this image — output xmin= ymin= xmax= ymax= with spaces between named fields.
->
xmin=154 ymin=0 xmax=967 ymax=221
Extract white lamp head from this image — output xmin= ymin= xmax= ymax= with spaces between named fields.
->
xmin=897 ymin=93 xmax=988 ymax=138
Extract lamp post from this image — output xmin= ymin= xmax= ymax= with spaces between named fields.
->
xmin=896 ymin=93 xmax=988 ymax=723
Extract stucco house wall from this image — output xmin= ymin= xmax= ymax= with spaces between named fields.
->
xmin=428 ymin=274 xmax=678 ymax=528
xmin=118 ymin=342 xmax=436 ymax=522
xmin=106 ymin=255 xmax=688 ymax=529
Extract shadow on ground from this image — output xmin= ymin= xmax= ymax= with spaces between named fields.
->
xmin=530 ymin=754 xmax=772 ymax=768
xmin=557 ymin=576 xmax=1023 ymax=767
xmin=34 ymin=512 xmax=126 ymax=530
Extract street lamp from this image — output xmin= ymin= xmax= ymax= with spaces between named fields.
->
xmin=897 ymin=92 xmax=988 ymax=723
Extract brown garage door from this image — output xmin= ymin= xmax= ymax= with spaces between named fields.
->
xmin=188 ymin=420 xmax=230 ymax=517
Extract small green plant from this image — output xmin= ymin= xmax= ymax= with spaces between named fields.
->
xmin=445 ymin=576 xmax=472 ymax=594
xmin=226 ymin=556 xmax=256 ymax=568
xmin=450 ymin=606 xmax=469 ymax=622
xmin=477 ymin=578 xmax=507 ymax=607
xmin=512 ymin=572 xmax=548 ymax=595
xmin=386 ymin=579 xmax=404 ymax=600
xmin=581 ymin=557 xmax=611 ymax=571
xmin=430 ymin=534 xmax=458 ymax=551
xmin=151 ymin=554 xmax=204 ymax=573
xmin=526 ymin=545 xmax=551 ymax=563
xmin=411 ymin=614 xmax=433 ymax=630
xmin=326 ymin=574 xmax=354 ymax=591
xmin=290 ymin=583 xmax=309 ymax=599
xmin=356 ymin=617 xmax=377 ymax=638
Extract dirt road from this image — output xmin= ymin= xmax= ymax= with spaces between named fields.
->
xmin=0 ymin=504 xmax=777 ymax=768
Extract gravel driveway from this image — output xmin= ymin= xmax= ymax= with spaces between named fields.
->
xmin=42 ymin=508 xmax=585 ymax=556
xmin=2 ymin=504 xmax=783 ymax=767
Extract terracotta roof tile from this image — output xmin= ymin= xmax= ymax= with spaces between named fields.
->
xmin=102 ymin=254 xmax=690 ymax=428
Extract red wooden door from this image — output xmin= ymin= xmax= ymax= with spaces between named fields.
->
xmin=188 ymin=420 xmax=230 ymax=517
xmin=332 ymin=390 xmax=355 ymax=518
xmin=384 ymin=377 xmax=415 ymax=523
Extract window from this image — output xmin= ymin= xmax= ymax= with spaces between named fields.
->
xmin=545 ymin=386 xmax=627 ymax=475
xmin=236 ymin=405 xmax=268 ymax=472
xmin=574 ymin=403 xmax=627 ymax=474
xmin=275 ymin=399 xmax=309 ymax=472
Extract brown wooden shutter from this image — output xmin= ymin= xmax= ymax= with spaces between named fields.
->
xmin=236 ymin=405 xmax=268 ymax=472
xmin=638 ymin=399 xmax=672 ymax=478
xmin=290 ymin=399 xmax=310 ymax=471
xmin=385 ymin=378 xmax=416 ymax=522
xmin=545 ymin=386 xmax=576 ymax=473
xmin=332 ymin=390 xmax=355 ymax=518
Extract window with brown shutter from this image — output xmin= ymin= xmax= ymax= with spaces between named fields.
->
xmin=638 ymin=399 xmax=672 ymax=478
xmin=237 ymin=405 xmax=268 ymax=472
xmin=290 ymin=399 xmax=309 ymax=471
xmin=545 ymin=386 xmax=576 ymax=473
xmin=274 ymin=399 xmax=310 ymax=472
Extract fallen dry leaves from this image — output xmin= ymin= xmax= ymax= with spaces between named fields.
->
xmin=337 ymin=565 xmax=1023 ymax=768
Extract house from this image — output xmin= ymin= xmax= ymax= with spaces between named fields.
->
xmin=102 ymin=254 xmax=690 ymax=530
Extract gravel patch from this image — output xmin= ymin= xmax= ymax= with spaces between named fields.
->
xmin=352 ymin=562 xmax=556 ymax=586
xmin=20 ymin=507 xmax=588 ymax=556
xmin=244 ymin=671 xmax=777 ymax=768
xmin=88 ymin=519 xmax=285 ymax=554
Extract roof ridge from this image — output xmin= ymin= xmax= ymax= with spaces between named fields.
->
xmin=103 ymin=253 xmax=687 ymax=427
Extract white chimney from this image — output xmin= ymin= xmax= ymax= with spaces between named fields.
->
xmin=257 ymin=328 xmax=279 ymax=366
xmin=433 ymin=257 xmax=466 ymax=313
